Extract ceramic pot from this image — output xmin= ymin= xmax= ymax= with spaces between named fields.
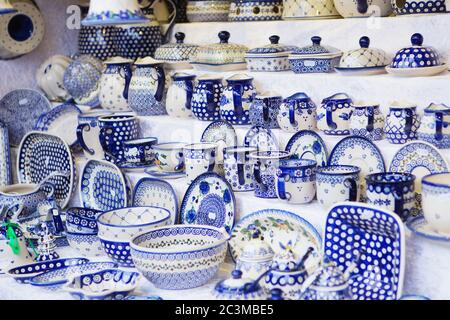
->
xmin=186 ymin=0 xmax=230 ymax=22
xmin=391 ymin=0 xmax=446 ymax=15
xmin=316 ymin=165 xmax=360 ymax=208
xmin=76 ymin=110 xmax=113 ymax=160
xmin=333 ymin=0 xmax=393 ymax=17
xmin=229 ymin=0 xmax=283 ymax=21
xmin=78 ymin=25 xmax=117 ymax=61
xmin=366 ymin=172 xmax=416 ymax=221
xmin=350 ymin=104 xmax=384 ymax=141
xmin=99 ymin=57 xmax=133 ymax=112
xmin=192 ymin=75 xmax=224 ymax=121
xmin=152 ymin=142 xmax=187 ymax=173
xmin=282 ymin=0 xmax=339 ymax=19
xmin=317 ymin=93 xmax=353 ymax=136
xmin=249 ymin=93 xmax=282 ymax=129
xmin=128 ymin=57 xmax=167 ymax=116
xmin=236 ymin=231 xmax=274 ymax=280
xmin=277 ymin=92 xmax=317 ymax=133
xmin=384 ymin=102 xmax=420 ymax=144
xmin=418 ymin=103 xmax=450 ymax=149
xmin=422 ymin=173 xmax=450 ymax=234
xmin=122 ymin=137 xmax=158 ymax=164
xmin=36 ymin=55 xmax=72 ymax=102
xmin=166 ymin=73 xmax=196 ymax=118
xmin=184 ymin=143 xmax=218 ymax=184
xmin=224 ymin=146 xmax=257 ymax=192
xmin=220 ymin=74 xmax=256 ymax=125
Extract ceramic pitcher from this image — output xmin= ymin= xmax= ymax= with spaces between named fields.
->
xmin=317 ymin=93 xmax=353 ymax=135
xmin=128 ymin=57 xmax=167 ymax=116
xmin=418 ymin=103 xmax=450 ymax=149
xmin=220 ymin=74 xmax=257 ymax=125
xmin=99 ymin=57 xmax=133 ymax=112
xmin=166 ymin=73 xmax=196 ymax=118
xmin=249 ymin=93 xmax=282 ymax=129
xmin=192 ymin=75 xmax=223 ymax=121
xmin=183 ymin=143 xmax=218 ymax=184
xmin=224 ymin=146 xmax=257 ymax=192
xmin=350 ymin=103 xmax=385 ymax=141
xmin=384 ymin=102 xmax=420 ymax=144
xmin=277 ymin=92 xmax=317 ymax=133
xmin=77 ymin=110 xmax=113 ymax=160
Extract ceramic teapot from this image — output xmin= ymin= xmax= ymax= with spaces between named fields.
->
xmin=317 ymin=93 xmax=353 ymax=135
xmin=418 ymin=103 xmax=450 ymax=149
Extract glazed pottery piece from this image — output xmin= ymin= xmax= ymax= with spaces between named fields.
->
xmin=316 ymin=165 xmax=360 ymax=208
xmin=0 ymin=121 xmax=12 ymax=187
xmin=220 ymin=74 xmax=256 ymax=125
xmin=130 ymin=225 xmax=228 ymax=289
xmin=407 ymin=216 xmax=450 ymax=244
xmin=275 ymin=159 xmax=317 ymax=204
xmin=65 ymin=207 xmax=101 ymax=234
xmin=391 ymin=0 xmax=446 ymax=15
xmin=421 ymin=173 xmax=450 ymax=233
xmin=289 ymin=37 xmax=342 ymax=74
xmin=0 ymin=222 xmax=35 ymax=273
xmin=98 ymin=114 xmax=139 ymax=163
xmin=249 ymin=150 xmax=290 ymax=198
xmin=97 ymin=206 xmax=171 ymax=267
xmin=213 ymin=270 xmax=268 ymax=300
xmin=285 ymin=130 xmax=328 ymax=167
xmin=0 ymin=0 xmax=16 ymax=14
xmin=34 ymin=103 xmax=82 ymax=147
xmin=183 ymin=143 xmax=218 ymax=184
xmin=122 ymin=137 xmax=158 ymax=164
xmin=82 ymin=0 xmax=149 ymax=25
xmin=152 ymin=142 xmax=187 ymax=173
xmin=249 ymin=93 xmax=282 ymax=129
xmin=245 ymin=36 xmax=296 ymax=72
xmin=224 ymin=146 xmax=257 ymax=192
xmin=76 ymin=110 xmax=113 ymax=160
xmin=192 ymin=75 xmax=223 ymax=121
xmin=66 ymin=231 xmax=105 ymax=257
xmin=166 ymin=73 xmax=196 ymax=118
xmin=244 ymin=125 xmax=279 ymax=152
xmin=36 ymin=55 xmax=73 ymax=102
xmin=78 ymin=25 xmax=117 ymax=61
xmin=145 ymin=166 xmax=186 ymax=179
xmin=329 ymin=136 xmax=386 ymax=200
xmin=17 ymin=132 xmax=75 ymax=209
xmin=132 ymin=177 xmax=179 ymax=224
xmin=80 ymin=159 xmax=129 ymax=211
xmin=186 ymin=0 xmax=230 ymax=22
xmin=154 ymin=32 xmax=198 ymax=69
xmin=366 ymin=172 xmax=416 ymax=221
xmin=0 ymin=89 xmax=52 ymax=146
xmin=128 ymin=57 xmax=167 ymax=116
xmin=229 ymin=0 xmax=283 ymax=21
xmin=418 ymin=103 xmax=450 ymax=149
xmin=317 ymin=92 xmax=353 ymax=136
xmin=64 ymin=269 xmax=140 ymax=300
xmin=277 ymin=92 xmax=317 ymax=133
xmin=324 ymin=202 xmax=405 ymax=300
xmin=282 ymin=0 xmax=339 ymax=19
xmin=384 ymin=102 xmax=420 ymax=144
xmin=333 ymin=0 xmax=392 ymax=17
xmin=350 ymin=103 xmax=385 ymax=141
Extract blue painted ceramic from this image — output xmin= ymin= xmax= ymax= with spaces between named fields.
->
xmin=78 ymin=25 xmax=117 ymax=61
xmin=0 ymin=121 xmax=11 ymax=187
xmin=390 ymin=33 xmax=441 ymax=69
xmin=418 ymin=103 xmax=450 ymax=149
xmin=277 ymin=92 xmax=317 ymax=133
xmin=122 ymin=137 xmax=158 ymax=164
xmin=224 ymin=146 xmax=257 ymax=192
xmin=65 ymin=207 xmax=101 ymax=233
xmin=392 ymin=0 xmax=446 ymax=14
xmin=317 ymin=93 xmax=353 ymax=136
xmin=192 ymin=75 xmax=223 ymax=121
xmin=249 ymin=93 xmax=282 ymax=129
xmin=384 ymin=104 xmax=420 ymax=144
xmin=220 ymin=74 xmax=256 ymax=125
xmin=350 ymin=104 xmax=384 ymax=141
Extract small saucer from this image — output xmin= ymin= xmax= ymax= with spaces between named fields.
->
xmin=118 ymin=161 xmax=154 ymax=172
xmin=386 ymin=63 xmax=448 ymax=77
xmin=145 ymin=166 xmax=186 ymax=180
xmin=406 ymin=216 xmax=450 ymax=243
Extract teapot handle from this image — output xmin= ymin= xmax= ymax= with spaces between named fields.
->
xmin=76 ymin=123 xmax=95 ymax=156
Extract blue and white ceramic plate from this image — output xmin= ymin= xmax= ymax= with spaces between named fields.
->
xmin=335 ymin=66 xmax=387 ymax=76
xmin=124 ymin=295 xmax=163 ymax=300
xmin=407 ymin=216 xmax=450 ymax=244
xmin=34 ymin=103 xmax=82 ymax=147
xmin=180 ymin=172 xmax=236 ymax=234
xmin=0 ymin=89 xmax=52 ymax=146
xmin=201 ymin=120 xmax=238 ymax=148
xmin=389 ymin=141 xmax=448 ymax=193
xmin=17 ymin=132 xmax=76 ymax=208
xmin=325 ymin=202 xmax=405 ymax=300
xmin=244 ymin=125 xmax=279 ymax=151
xmin=145 ymin=166 xmax=186 ymax=180
xmin=0 ymin=121 xmax=12 ymax=187
xmin=132 ymin=178 xmax=179 ymax=224
xmin=80 ymin=159 xmax=129 ymax=211
xmin=285 ymin=130 xmax=328 ymax=167
xmin=229 ymin=209 xmax=322 ymax=272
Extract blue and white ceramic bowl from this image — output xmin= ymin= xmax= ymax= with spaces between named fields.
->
xmin=66 ymin=231 xmax=105 ymax=258
xmin=66 ymin=207 xmax=101 ymax=233
xmin=130 ymin=225 xmax=229 ymax=290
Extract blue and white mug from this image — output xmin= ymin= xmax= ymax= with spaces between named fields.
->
xmin=166 ymin=73 xmax=196 ymax=118
xmin=122 ymin=137 xmax=158 ymax=164
xmin=192 ymin=75 xmax=223 ymax=121
xmin=384 ymin=102 xmax=420 ymax=144
xmin=153 ymin=142 xmax=187 ymax=173
xmin=77 ymin=110 xmax=113 ymax=160
xmin=224 ymin=146 xmax=257 ymax=192
xmin=249 ymin=93 xmax=282 ymax=129
xmin=350 ymin=104 xmax=384 ymax=141
xmin=418 ymin=103 xmax=450 ymax=149
xmin=317 ymin=93 xmax=353 ymax=136
xmin=277 ymin=92 xmax=317 ymax=133
xmin=422 ymin=173 xmax=450 ymax=234
xmin=184 ymin=143 xmax=218 ymax=184
xmin=220 ymin=74 xmax=256 ymax=125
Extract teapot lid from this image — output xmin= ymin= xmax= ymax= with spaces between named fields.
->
xmin=339 ymin=36 xmax=390 ymax=69
xmin=214 ymin=270 xmax=263 ymax=296
xmin=246 ymin=35 xmax=297 ymax=56
xmin=291 ymin=36 xmax=342 ymax=58
xmin=390 ymin=33 xmax=441 ymax=69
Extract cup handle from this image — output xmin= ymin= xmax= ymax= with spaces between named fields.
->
xmin=76 ymin=123 xmax=95 ymax=155
xmin=154 ymin=65 xmax=166 ymax=102
xmin=393 ymin=188 xmax=405 ymax=220
xmin=231 ymin=84 xmax=244 ymax=118
xmin=366 ymin=106 xmax=374 ymax=133
xmin=344 ymin=177 xmax=358 ymax=202
xmin=207 ymin=150 xmax=216 ymax=172
xmin=119 ymin=66 xmax=132 ymax=100
xmin=288 ymin=102 xmax=297 ymax=126
xmin=404 ymin=109 xmax=413 ymax=136
xmin=253 ymin=161 xmax=263 ymax=184
xmin=237 ymin=163 xmax=246 ymax=186
xmin=326 ymin=102 xmax=337 ymax=130
xmin=262 ymin=99 xmax=270 ymax=123
xmin=185 ymin=80 xmax=194 ymax=111
xmin=205 ymin=83 xmax=217 ymax=113
xmin=99 ymin=126 xmax=117 ymax=162
xmin=277 ymin=174 xmax=288 ymax=200
xmin=174 ymin=151 xmax=184 ymax=172
xmin=435 ymin=112 xmax=444 ymax=141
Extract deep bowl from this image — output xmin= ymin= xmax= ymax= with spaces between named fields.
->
xmin=66 ymin=207 xmax=101 ymax=233
xmin=66 ymin=231 xmax=105 ymax=258
xmin=130 ymin=225 xmax=229 ymax=290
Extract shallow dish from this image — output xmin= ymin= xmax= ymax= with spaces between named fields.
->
xmin=285 ymin=130 xmax=328 ymax=167
xmin=335 ymin=66 xmax=387 ymax=76
xmin=386 ymin=63 xmax=448 ymax=77
xmin=145 ymin=166 xmax=186 ymax=180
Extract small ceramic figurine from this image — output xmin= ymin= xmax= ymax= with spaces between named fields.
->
xmin=36 ymin=223 xmax=59 ymax=262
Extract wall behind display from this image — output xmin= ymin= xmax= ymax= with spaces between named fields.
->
xmin=0 ymin=0 xmax=80 ymax=97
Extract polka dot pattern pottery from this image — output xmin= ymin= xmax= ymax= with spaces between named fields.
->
xmin=100 ymin=238 xmax=134 ymax=267
xmin=391 ymin=0 xmax=446 ymax=14
xmin=228 ymin=0 xmax=283 ymax=21
xmin=390 ymin=33 xmax=441 ymax=69
xmin=324 ymin=202 xmax=405 ymax=300
xmin=0 ymin=121 xmax=12 ymax=187
xmin=186 ymin=0 xmax=230 ymax=22
xmin=283 ymin=0 xmax=340 ymax=19
xmin=220 ymin=75 xmax=256 ymax=125
xmin=78 ymin=26 xmax=118 ymax=61
xmin=192 ymin=77 xmax=224 ymax=121
xmin=115 ymin=25 xmax=163 ymax=60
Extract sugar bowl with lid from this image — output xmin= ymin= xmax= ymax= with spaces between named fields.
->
xmin=213 ymin=269 xmax=268 ymax=300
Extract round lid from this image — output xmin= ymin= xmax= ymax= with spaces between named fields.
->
xmin=292 ymin=36 xmax=341 ymax=56
xmin=135 ymin=57 xmax=164 ymax=65
xmin=240 ymin=230 xmax=274 ymax=261
xmin=339 ymin=36 xmax=390 ymax=68
xmin=157 ymin=32 xmax=199 ymax=50
xmin=391 ymin=33 xmax=441 ymax=69
xmin=214 ymin=270 xmax=262 ymax=296
xmin=310 ymin=259 xmax=348 ymax=288
xmin=247 ymin=35 xmax=297 ymax=55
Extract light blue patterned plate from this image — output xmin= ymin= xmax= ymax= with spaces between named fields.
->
xmin=201 ymin=120 xmax=238 ymax=148
xmin=244 ymin=125 xmax=279 ymax=152
xmin=285 ymin=130 xmax=328 ymax=167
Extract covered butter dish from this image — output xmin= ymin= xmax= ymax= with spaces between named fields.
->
xmin=154 ymin=32 xmax=199 ymax=70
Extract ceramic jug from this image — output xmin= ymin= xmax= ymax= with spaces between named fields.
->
xmin=249 ymin=93 xmax=282 ymax=129
xmin=220 ymin=74 xmax=257 ymax=125
xmin=77 ymin=110 xmax=113 ymax=160
xmin=349 ymin=103 xmax=384 ymax=141
xmin=418 ymin=103 xmax=450 ymax=149
xmin=99 ymin=57 xmax=133 ymax=112
xmin=224 ymin=146 xmax=257 ymax=192
xmin=166 ymin=73 xmax=196 ymax=118
xmin=384 ymin=102 xmax=420 ymax=144
xmin=277 ymin=92 xmax=317 ymax=133
xmin=192 ymin=75 xmax=224 ymax=121
xmin=317 ymin=93 xmax=353 ymax=135
xmin=128 ymin=57 xmax=167 ymax=116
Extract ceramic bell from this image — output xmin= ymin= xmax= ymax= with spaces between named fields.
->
xmin=213 ymin=270 xmax=268 ymax=300
xmin=82 ymin=0 xmax=149 ymax=26
xmin=35 ymin=223 xmax=59 ymax=262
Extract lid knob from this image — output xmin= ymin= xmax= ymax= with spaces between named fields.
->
xmin=231 ymin=270 xmax=243 ymax=279
xmin=175 ymin=32 xmax=185 ymax=44
xmin=219 ymin=31 xmax=231 ymax=44
xmin=269 ymin=35 xmax=280 ymax=45
xmin=268 ymin=289 xmax=284 ymax=300
xmin=251 ymin=230 xmax=261 ymax=239
xmin=359 ymin=36 xmax=370 ymax=48
xmin=311 ymin=36 xmax=322 ymax=46
xmin=411 ymin=33 xmax=423 ymax=46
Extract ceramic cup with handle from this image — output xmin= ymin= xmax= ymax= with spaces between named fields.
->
xmin=223 ymin=146 xmax=257 ymax=192
xmin=183 ymin=143 xmax=218 ymax=184
xmin=422 ymin=173 xmax=450 ymax=234
xmin=77 ymin=110 xmax=113 ymax=160
xmin=122 ymin=137 xmax=158 ymax=164
xmin=152 ymin=142 xmax=187 ymax=173
xmin=316 ymin=165 xmax=361 ymax=208
xmin=277 ymin=92 xmax=317 ymax=133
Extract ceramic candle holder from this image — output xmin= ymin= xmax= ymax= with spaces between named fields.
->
xmin=152 ymin=142 xmax=187 ymax=173
xmin=122 ymin=137 xmax=158 ymax=164
xmin=184 ymin=143 xmax=218 ymax=184
xmin=223 ymin=146 xmax=257 ymax=192
xmin=422 ymin=173 xmax=450 ymax=234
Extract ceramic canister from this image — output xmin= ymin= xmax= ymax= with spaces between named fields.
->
xmin=316 ymin=165 xmax=361 ymax=208
xmin=275 ymin=159 xmax=317 ymax=204
xmin=76 ymin=110 xmax=113 ymax=160
xmin=317 ymin=93 xmax=353 ymax=136
xmin=349 ymin=103 xmax=385 ymax=141
xmin=249 ymin=92 xmax=282 ymax=129
xmin=277 ymin=92 xmax=317 ymax=133
xmin=122 ymin=137 xmax=158 ymax=164
xmin=224 ymin=146 xmax=257 ymax=192
xmin=366 ymin=172 xmax=416 ymax=222
xmin=184 ymin=143 xmax=218 ymax=184
xmin=249 ymin=151 xmax=290 ymax=199
xmin=98 ymin=114 xmax=139 ymax=163
xmin=99 ymin=57 xmax=133 ymax=112
xmin=418 ymin=103 xmax=450 ymax=149
xmin=166 ymin=73 xmax=196 ymax=118
xmin=152 ymin=142 xmax=187 ymax=172
xmin=220 ymin=74 xmax=257 ymax=125
xmin=384 ymin=102 xmax=420 ymax=144
xmin=192 ymin=75 xmax=224 ymax=121
xmin=422 ymin=173 xmax=450 ymax=234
